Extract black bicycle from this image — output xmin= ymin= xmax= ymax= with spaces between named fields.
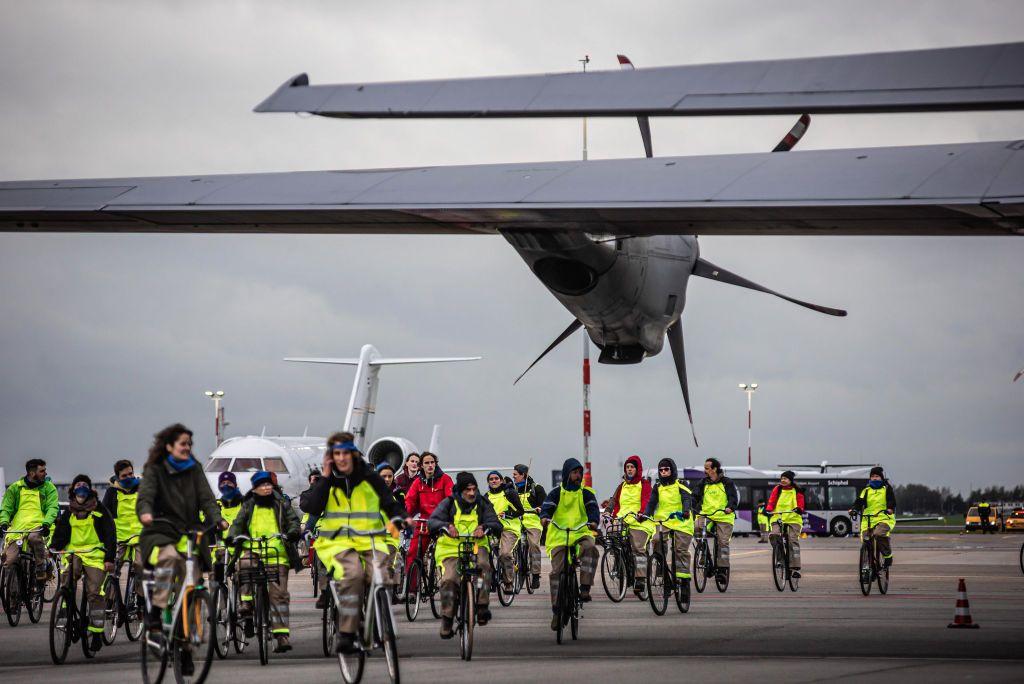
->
xmin=1 ymin=528 xmax=50 ymax=627
xmin=643 ymin=517 xmax=691 ymax=615
xmin=231 ymin=534 xmax=285 ymax=666
xmin=448 ymin=535 xmax=486 ymax=661
xmin=48 ymin=546 xmax=105 ymax=663
xmin=769 ymin=511 xmax=800 ymax=592
xmin=100 ymin=535 xmax=145 ymax=644
xmin=693 ymin=510 xmax=730 ymax=593
xmin=598 ymin=516 xmax=631 ymax=602
xmin=404 ymin=518 xmax=441 ymax=621
xmin=211 ymin=542 xmax=248 ymax=659
xmin=488 ymin=526 xmax=524 ymax=607
xmin=550 ymin=521 xmax=591 ymax=645
xmin=854 ymin=512 xmax=890 ymax=595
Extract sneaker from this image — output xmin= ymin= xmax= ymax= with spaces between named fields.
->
xmin=550 ymin=612 xmax=560 ymax=631
xmin=531 ymin=574 xmax=541 ymax=590
xmin=146 ymin=606 xmax=163 ymax=633
xmin=633 ymin=579 xmax=646 ymax=597
xmin=883 ymin=557 xmax=893 ymax=568
xmin=476 ymin=606 xmax=491 ymax=626
xmin=791 ymin=570 xmax=801 ymax=579
xmin=579 ymin=586 xmax=592 ymax=603
xmin=273 ymin=635 xmax=292 ymax=653
xmin=315 ymin=593 xmax=330 ymax=610
xmin=335 ymin=632 xmax=358 ymax=654
xmin=439 ymin=617 xmax=454 ymax=639
xmin=89 ymin=633 xmax=103 ymax=652
xmin=680 ymin=580 xmax=691 ymax=601
xmin=243 ymin=617 xmax=255 ymax=638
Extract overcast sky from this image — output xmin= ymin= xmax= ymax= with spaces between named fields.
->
xmin=1 ymin=1 xmax=1022 ymax=497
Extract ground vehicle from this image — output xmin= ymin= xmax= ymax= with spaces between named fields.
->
xmin=768 ymin=511 xmax=800 ymax=592
xmin=231 ymin=534 xmax=285 ymax=666
xmin=598 ymin=513 xmax=645 ymax=602
xmin=679 ymin=465 xmax=874 ymax=537
xmin=643 ymin=518 xmax=691 ymax=615
xmin=404 ymin=518 xmax=441 ymax=621
xmin=550 ymin=521 xmax=590 ymax=645
xmin=321 ymin=525 xmax=399 ymax=684
xmin=1005 ymin=508 xmax=1024 ymax=532
xmin=1 ymin=527 xmax=53 ymax=627
xmin=964 ymin=505 xmax=1003 ymax=533
xmin=856 ymin=513 xmax=890 ymax=596
xmin=693 ymin=511 xmax=729 ymax=593
xmin=48 ymin=546 xmax=105 ymax=663
xmin=140 ymin=520 xmax=218 ymax=684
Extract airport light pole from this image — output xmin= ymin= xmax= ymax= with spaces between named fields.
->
xmin=204 ymin=390 xmax=226 ymax=446
xmin=738 ymin=383 xmax=758 ymax=466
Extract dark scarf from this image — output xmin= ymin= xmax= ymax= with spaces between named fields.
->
xmin=69 ymin=493 xmax=98 ymax=518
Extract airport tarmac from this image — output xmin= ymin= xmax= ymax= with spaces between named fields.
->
xmin=1 ymin=534 xmax=1021 ymax=682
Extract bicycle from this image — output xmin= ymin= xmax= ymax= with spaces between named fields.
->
xmin=48 ymin=546 xmax=106 ymax=663
xmin=768 ymin=510 xmax=801 ymax=592
xmin=549 ymin=521 xmax=591 ymax=645
xmin=1 ymin=527 xmax=51 ymax=627
xmin=404 ymin=518 xmax=441 ymax=621
xmin=139 ymin=520 xmax=219 ymax=684
xmin=598 ymin=516 xmax=633 ymax=602
xmin=446 ymin=534 xmax=487 ymax=661
xmin=854 ymin=512 xmax=890 ymax=595
xmin=516 ymin=526 xmax=534 ymax=595
xmin=489 ymin=521 xmax=523 ymax=607
xmin=642 ymin=516 xmax=691 ymax=615
xmin=230 ymin=534 xmax=286 ymax=666
xmin=693 ymin=510 xmax=730 ymax=593
xmin=100 ymin=534 xmax=145 ymax=644
xmin=321 ymin=524 xmax=400 ymax=684
xmin=210 ymin=542 xmax=248 ymax=660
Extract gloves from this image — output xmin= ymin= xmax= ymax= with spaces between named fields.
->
xmin=286 ymin=531 xmax=300 ymax=543
xmin=668 ymin=511 xmax=689 ymax=521
xmin=40 ymin=524 xmax=50 ymax=537
xmin=0 ymin=524 xmax=8 ymax=534
xmin=795 ymin=508 xmax=804 ymax=515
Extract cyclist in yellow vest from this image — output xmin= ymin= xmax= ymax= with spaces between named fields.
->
xmin=765 ymin=470 xmax=806 ymax=578
xmin=299 ymin=432 xmax=408 ymax=655
xmin=977 ymin=501 xmax=993 ymax=533
xmin=51 ymin=475 xmax=116 ymax=653
xmin=512 ymin=464 xmax=546 ymax=590
xmin=1 ymin=458 xmax=59 ymax=582
xmin=850 ymin=466 xmax=897 ymax=567
xmin=428 ymin=472 xmax=502 ymax=639
xmin=102 ymin=459 xmax=143 ymax=569
xmin=484 ymin=470 xmax=525 ymax=588
xmin=229 ymin=470 xmax=302 ymax=653
xmin=540 ymin=458 xmax=600 ymax=631
xmin=641 ymin=458 xmax=694 ymax=601
xmin=611 ymin=455 xmax=656 ymax=596
xmin=756 ymin=499 xmax=770 ymax=543
xmin=691 ymin=457 xmax=739 ymax=582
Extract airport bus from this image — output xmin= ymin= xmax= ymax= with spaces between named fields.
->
xmin=672 ymin=465 xmax=876 ymax=537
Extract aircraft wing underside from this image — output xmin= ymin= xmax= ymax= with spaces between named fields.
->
xmin=1 ymin=140 xmax=1021 ymax=235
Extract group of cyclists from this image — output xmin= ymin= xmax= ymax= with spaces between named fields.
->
xmin=0 ymin=423 xmax=900 ymax=682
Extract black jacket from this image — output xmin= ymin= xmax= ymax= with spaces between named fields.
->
xmin=851 ymin=483 xmax=897 ymax=513
xmin=300 ymin=458 xmax=406 ymax=522
xmin=690 ymin=475 xmax=739 ymax=514
xmin=228 ymin=491 xmax=303 ymax=571
xmin=514 ymin=477 xmax=546 ymax=510
xmin=101 ymin=477 xmax=141 ymax=519
xmin=427 ymin=494 xmax=502 ymax=537
xmin=51 ymin=498 xmax=117 ymax=565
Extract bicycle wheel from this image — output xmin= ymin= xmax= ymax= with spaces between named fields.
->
xmin=4 ymin=564 xmax=22 ymax=626
xmin=337 ymin=634 xmax=366 ymax=684
xmin=173 ymin=588 xmax=215 ymax=684
xmin=374 ymin=587 xmax=400 ymax=682
xmin=43 ymin=556 xmax=60 ymax=603
xmin=141 ymin=630 xmax=169 ymax=684
xmin=600 ymin=546 xmax=626 ymax=602
xmin=212 ymin=583 xmax=230 ymax=659
xmin=646 ymin=553 xmax=668 ymax=616
xmin=48 ymin=589 xmax=72 ymax=664
xmin=568 ymin=568 xmax=579 ymax=641
xmin=311 ymin=557 xmax=319 ymax=598
xmin=255 ymin=585 xmax=269 ymax=666
xmin=428 ymin=562 xmax=441 ymax=620
xmin=876 ymin=551 xmax=889 ymax=595
xmin=230 ymin=586 xmax=249 ymax=654
xmin=321 ymin=591 xmax=336 ymax=658
xmin=692 ymin=543 xmax=707 ymax=593
xmin=392 ymin=553 xmax=407 ymax=603
xmin=771 ymin=542 xmax=786 ymax=592
xmin=404 ymin=560 xmax=422 ymax=622
xmin=674 ymin=575 xmax=690 ymax=613
xmin=1019 ymin=542 xmax=1023 ymax=575
xmin=715 ymin=567 xmax=729 ymax=593
xmin=788 ymin=548 xmax=800 ymax=593
xmin=27 ymin=573 xmax=44 ymax=624
xmin=80 ymin=589 xmax=96 ymax=659
xmin=497 ymin=553 xmax=515 ymax=607
xmin=102 ymin=580 xmax=120 ymax=645
xmin=522 ymin=542 xmax=535 ymax=594
xmin=858 ymin=544 xmax=872 ymax=596
xmin=460 ymin=580 xmax=475 ymax=661
xmin=555 ymin=571 xmax=568 ymax=645
xmin=125 ymin=571 xmax=145 ymax=642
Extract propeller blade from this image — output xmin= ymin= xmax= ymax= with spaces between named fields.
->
xmin=772 ymin=113 xmax=811 ymax=152
xmin=1014 ymin=368 xmax=1023 ymax=383
xmin=692 ymin=258 xmax=847 ymax=317
xmin=617 ymin=55 xmax=653 ymax=158
xmin=514 ymin=319 xmax=583 ymax=385
xmin=666 ymin=321 xmax=698 ymax=447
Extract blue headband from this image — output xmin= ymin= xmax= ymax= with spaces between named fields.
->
xmin=331 ymin=442 xmax=359 ymax=452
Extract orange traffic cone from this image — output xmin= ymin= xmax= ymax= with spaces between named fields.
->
xmin=947 ymin=577 xmax=980 ymax=628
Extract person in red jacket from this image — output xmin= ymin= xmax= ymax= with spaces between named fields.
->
xmin=609 ymin=455 xmax=654 ymax=595
xmin=765 ymin=470 xmax=806 ymax=578
xmin=404 ymin=451 xmax=453 ymax=572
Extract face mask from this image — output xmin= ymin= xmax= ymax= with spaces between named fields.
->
xmin=219 ymin=485 xmax=239 ymax=498
xmin=120 ymin=476 xmax=139 ymax=489
xmin=869 ymin=479 xmax=884 ymax=489
xmin=73 ymin=486 xmax=91 ymax=499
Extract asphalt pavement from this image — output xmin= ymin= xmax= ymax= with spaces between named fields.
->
xmin=1 ymin=534 xmax=1022 ymax=682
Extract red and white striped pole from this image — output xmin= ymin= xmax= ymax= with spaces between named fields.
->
xmin=583 ymin=335 xmax=592 ymax=487
xmin=739 ymin=383 xmax=758 ymax=466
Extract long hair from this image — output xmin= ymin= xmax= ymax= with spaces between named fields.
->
xmin=147 ymin=423 xmax=193 ymax=467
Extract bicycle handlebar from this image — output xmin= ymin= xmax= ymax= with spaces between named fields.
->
xmin=696 ymin=509 xmax=729 ymax=518
xmin=327 ymin=525 xmax=391 ymax=539
xmin=147 ymin=517 xmax=220 ymax=539
xmin=548 ymin=522 xmax=592 ymax=532
xmin=232 ymin=533 xmax=285 ymax=542
xmin=2 ymin=527 xmax=44 ymax=536
xmin=52 ymin=545 xmax=106 ymax=557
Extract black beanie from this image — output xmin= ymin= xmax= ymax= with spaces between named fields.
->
xmin=869 ymin=466 xmax=885 ymax=478
xmin=781 ymin=470 xmax=796 ymax=482
xmin=455 ymin=471 xmax=477 ymax=493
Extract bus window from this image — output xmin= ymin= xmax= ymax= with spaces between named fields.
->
xmin=736 ymin=485 xmax=751 ymax=509
xmin=205 ymin=458 xmax=232 ymax=472
xmin=803 ymin=485 xmax=825 ymax=510
xmin=829 ymin=485 xmax=857 ymax=511
xmin=232 ymin=458 xmax=263 ymax=472
xmin=264 ymin=457 xmax=289 ymax=473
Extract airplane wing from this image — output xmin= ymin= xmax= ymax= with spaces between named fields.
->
xmin=254 ymin=42 xmax=1024 ymax=118
xmin=2 ymin=140 xmax=1021 ymax=235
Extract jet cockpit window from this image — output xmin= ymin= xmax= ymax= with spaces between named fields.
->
xmin=264 ymin=457 xmax=289 ymax=473
xmin=232 ymin=458 xmax=263 ymax=472
xmin=205 ymin=458 xmax=232 ymax=472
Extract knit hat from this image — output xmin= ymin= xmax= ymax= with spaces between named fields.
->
xmin=869 ymin=466 xmax=885 ymax=478
xmin=454 ymin=471 xmax=478 ymax=494
xmin=71 ymin=473 xmax=92 ymax=490
xmin=376 ymin=461 xmax=395 ymax=475
xmin=250 ymin=471 xmax=273 ymax=487
xmin=781 ymin=470 xmax=796 ymax=482
xmin=218 ymin=471 xmax=237 ymax=487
